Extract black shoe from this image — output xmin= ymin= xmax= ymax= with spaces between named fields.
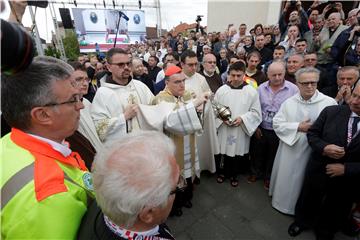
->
xmin=315 ymin=233 xmax=334 ymax=240
xmin=170 ymin=208 xmax=183 ymax=217
xmin=288 ymin=222 xmax=304 ymax=237
xmin=183 ymin=200 xmax=192 ymax=208
xmin=193 ymin=177 xmax=200 ymax=185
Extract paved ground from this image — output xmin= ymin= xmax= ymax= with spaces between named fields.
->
xmin=166 ymin=172 xmax=356 ymax=240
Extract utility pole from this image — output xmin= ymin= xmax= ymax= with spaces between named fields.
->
xmin=49 ymin=3 xmax=67 ymax=61
xmin=156 ymin=0 xmax=162 ymax=37
xmin=28 ymin=6 xmax=44 ymax=56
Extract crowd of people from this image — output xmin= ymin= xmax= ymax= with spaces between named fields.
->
xmin=1 ymin=1 xmax=360 ymax=240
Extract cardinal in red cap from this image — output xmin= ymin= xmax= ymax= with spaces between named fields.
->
xmin=165 ymin=65 xmax=182 ymax=77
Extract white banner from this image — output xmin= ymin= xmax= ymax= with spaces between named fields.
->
xmin=72 ymin=8 xmax=146 ymax=52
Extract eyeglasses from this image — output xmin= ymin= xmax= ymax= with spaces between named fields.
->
xmin=206 ymin=61 xmax=216 ymax=64
xmin=42 ymin=94 xmax=83 ymax=107
xmin=110 ymin=61 xmax=132 ymax=68
xmin=170 ymin=175 xmax=187 ymax=195
xmin=298 ymin=81 xmax=318 ymax=86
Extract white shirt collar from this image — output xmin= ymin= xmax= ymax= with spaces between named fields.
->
xmin=28 ymin=134 xmax=72 ymax=157
xmin=351 ymin=112 xmax=360 ymax=118
xmin=203 ymin=70 xmax=214 ymax=77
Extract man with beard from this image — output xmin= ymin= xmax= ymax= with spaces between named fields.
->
xmin=91 ymin=48 xmax=154 ymax=144
xmin=147 ymin=56 xmax=162 ymax=83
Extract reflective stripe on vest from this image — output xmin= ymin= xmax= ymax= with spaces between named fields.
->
xmin=1 ymin=163 xmax=34 ymax=209
xmin=1 ymin=163 xmax=93 ymax=210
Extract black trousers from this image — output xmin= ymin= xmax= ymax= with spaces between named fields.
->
xmin=294 ymin=158 xmax=356 ymax=237
xmin=249 ymin=127 xmax=279 ymax=180
xmin=216 ymin=154 xmax=247 ymax=179
xmin=172 ymin=177 xmax=193 ymax=210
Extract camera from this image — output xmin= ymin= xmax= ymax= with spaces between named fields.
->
xmin=27 ymin=1 xmax=48 ymax=8
xmin=1 ymin=19 xmax=35 ymax=75
xmin=355 ymin=31 xmax=360 ymax=37
xmin=290 ymin=0 xmax=297 ymax=7
xmin=196 ymin=15 xmax=203 ymax=23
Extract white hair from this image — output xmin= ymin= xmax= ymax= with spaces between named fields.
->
xmin=92 ymin=131 xmax=176 ymax=228
xmin=295 ymin=67 xmax=320 ymax=82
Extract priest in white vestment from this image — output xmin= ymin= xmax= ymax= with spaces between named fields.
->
xmin=151 ymin=65 xmax=211 ymax=216
xmin=90 ymin=48 xmax=154 ymax=144
xmin=181 ymin=50 xmax=219 ymax=174
xmin=214 ymin=61 xmax=262 ymax=187
xmin=269 ymin=67 xmax=337 ymax=215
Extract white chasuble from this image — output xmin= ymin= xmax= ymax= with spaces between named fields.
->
xmin=269 ymin=91 xmax=337 ymax=215
xmin=79 ymin=98 xmax=103 ymax=152
xmin=91 ymin=79 xmax=154 ymax=144
xmin=214 ymin=84 xmax=262 ymax=157
xmin=151 ymin=90 xmax=202 ymax=178
xmin=185 ymin=73 xmax=219 ymax=173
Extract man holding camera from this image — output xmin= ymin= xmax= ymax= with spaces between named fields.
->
xmin=278 ymin=0 xmax=309 ymax=39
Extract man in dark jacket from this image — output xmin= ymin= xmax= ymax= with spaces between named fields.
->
xmin=288 ymin=84 xmax=360 ymax=240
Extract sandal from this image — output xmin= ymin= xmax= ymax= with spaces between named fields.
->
xmin=230 ymin=178 xmax=239 ymax=187
xmin=216 ymin=175 xmax=225 ymax=184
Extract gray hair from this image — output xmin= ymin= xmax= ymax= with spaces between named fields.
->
xmin=131 ymin=57 xmax=143 ymax=66
xmin=1 ymin=56 xmax=74 ymax=130
xmin=288 ymin=53 xmax=304 ymax=62
xmin=295 ymin=67 xmax=320 ymax=82
xmin=337 ymin=66 xmax=360 ymax=80
xmin=92 ymin=131 xmax=176 ymax=228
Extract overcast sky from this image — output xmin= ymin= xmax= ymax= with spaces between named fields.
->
xmin=1 ymin=0 xmax=208 ymax=42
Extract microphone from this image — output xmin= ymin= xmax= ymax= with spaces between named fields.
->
xmin=119 ymin=11 xmax=129 ymax=21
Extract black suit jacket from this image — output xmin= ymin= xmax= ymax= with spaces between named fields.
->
xmin=321 ymin=85 xmax=338 ymax=99
xmin=307 ymin=105 xmax=360 ymax=178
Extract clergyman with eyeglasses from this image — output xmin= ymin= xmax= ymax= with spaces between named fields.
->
xmin=1 ymin=56 xmax=94 ymax=239
xmin=269 ymin=67 xmax=337 ymax=216
xmin=91 ymin=47 xmax=154 ymax=144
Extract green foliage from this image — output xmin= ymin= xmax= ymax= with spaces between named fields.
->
xmin=44 ymin=46 xmax=61 ymax=58
xmin=63 ymin=29 xmax=80 ymax=61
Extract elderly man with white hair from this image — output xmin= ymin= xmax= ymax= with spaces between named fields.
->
xmin=315 ymin=12 xmax=348 ymax=66
xmin=269 ymin=67 xmax=337 ymax=215
xmin=77 ymin=131 xmax=179 ymax=240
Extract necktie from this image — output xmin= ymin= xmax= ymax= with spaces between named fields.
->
xmin=352 ymin=116 xmax=360 ymax=138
